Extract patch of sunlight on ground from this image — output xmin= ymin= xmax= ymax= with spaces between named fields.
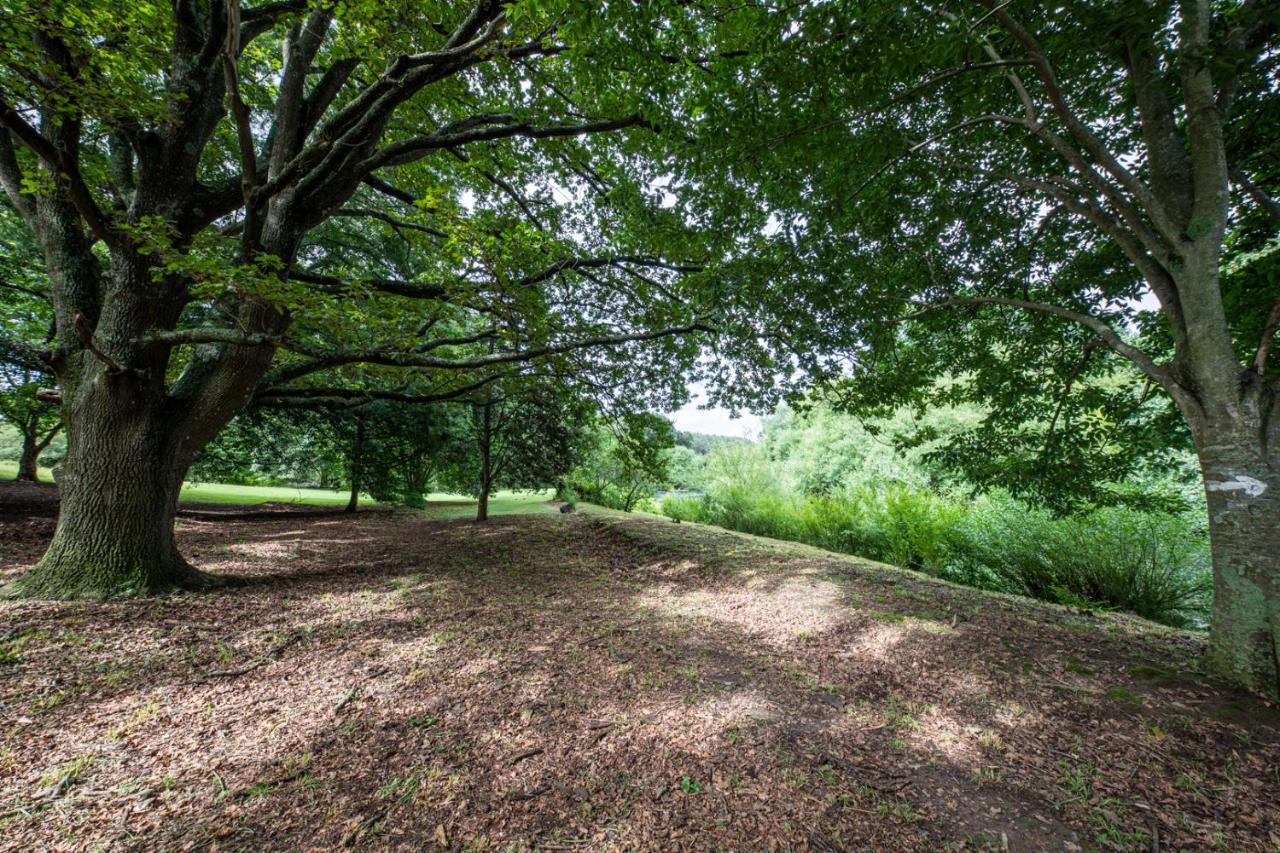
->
xmin=838 ymin=623 xmax=908 ymax=663
xmin=640 ymin=576 xmax=844 ymax=644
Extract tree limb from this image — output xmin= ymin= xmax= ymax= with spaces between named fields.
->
xmin=0 ymin=100 xmax=116 ymax=246
xmin=1254 ymin=292 xmax=1280 ymax=375
xmin=143 ymin=321 xmax=712 ymax=372
xmin=906 ymin=296 xmax=1170 ymax=388
xmin=363 ymin=116 xmax=647 ymax=172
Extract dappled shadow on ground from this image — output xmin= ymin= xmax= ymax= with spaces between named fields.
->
xmin=1 ymin=493 xmax=1278 ymax=851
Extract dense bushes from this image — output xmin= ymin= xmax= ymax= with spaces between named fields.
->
xmin=661 ymin=444 xmax=1211 ymax=628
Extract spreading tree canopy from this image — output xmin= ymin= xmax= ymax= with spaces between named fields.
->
xmin=671 ymin=0 xmax=1280 ymax=695
xmin=0 ymin=0 xmax=715 ymax=597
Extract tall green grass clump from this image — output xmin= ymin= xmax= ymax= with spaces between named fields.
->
xmin=958 ymin=501 xmax=1211 ymax=628
xmin=661 ymin=444 xmax=1210 ymax=628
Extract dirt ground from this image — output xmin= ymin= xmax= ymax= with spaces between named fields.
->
xmin=1 ymin=482 xmax=1278 ymax=851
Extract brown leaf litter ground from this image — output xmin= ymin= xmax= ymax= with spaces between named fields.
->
xmin=1 ymin=481 xmax=1278 ymax=851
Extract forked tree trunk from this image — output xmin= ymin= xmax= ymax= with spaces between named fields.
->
xmin=1195 ymin=415 xmax=1280 ymax=699
xmin=15 ymin=420 xmax=60 ymax=482
xmin=3 ymin=241 xmax=276 ymax=598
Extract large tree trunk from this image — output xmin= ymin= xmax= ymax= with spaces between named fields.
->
xmin=15 ymin=429 xmax=40 ymax=482
xmin=3 ymin=391 xmax=214 ymax=598
xmin=4 ymin=238 xmax=278 ymax=598
xmin=1193 ymin=409 xmax=1280 ymax=699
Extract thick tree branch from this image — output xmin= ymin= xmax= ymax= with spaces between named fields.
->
xmin=223 ymin=0 xmax=263 ymax=253
xmin=1178 ymin=0 xmax=1231 ymax=234
xmin=361 ymin=175 xmax=420 ymax=206
xmin=143 ymin=321 xmax=711 ymax=371
xmin=255 ymin=371 xmax=506 ymax=408
xmin=288 ymin=254 xmax=696 ymax=304
xmin=0 ymin=131 xmax=36 ymax=224
xmin=287 ymin=269 xmax=451 ymax=300
xmin=0 ymin=101 xmax=116 ymax=246
xmin=1122 ymin=34 xmax=1194 ymax=227
xmin=906 ymin=296 xmax=1171 ymax=389
xmin=363 ymin=116 xmax=647 ymax=172
xmin=332 ymin=207 xmax=445 ymax=238
xmin=268 ymin=6 xmax=336 ymax=180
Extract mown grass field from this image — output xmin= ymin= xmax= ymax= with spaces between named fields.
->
xmin=0 ymin=461 xmax=553 ymax=515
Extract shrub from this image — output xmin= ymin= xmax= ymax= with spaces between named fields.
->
xmin=968 ymin=503 xmax=1211 ymax=627
xmin=661 ymin=494 xmax=702 ymax=522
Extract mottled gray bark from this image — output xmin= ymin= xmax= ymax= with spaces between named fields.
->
xmin=1193 ymin=406 xmax=1280 ymax=698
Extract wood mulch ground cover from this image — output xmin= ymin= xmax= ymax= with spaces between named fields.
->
xmin=1 ymin=481 xmax=1277 ymax=851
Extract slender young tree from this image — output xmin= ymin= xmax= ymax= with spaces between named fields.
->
xmin=0 ymin=0 xmax=708 ymax=596
xmin=438 ymin=379 xmax=584 ymax=521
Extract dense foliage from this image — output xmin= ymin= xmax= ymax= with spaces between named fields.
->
xmin=565 ymin=413 xmax=676 ymax=511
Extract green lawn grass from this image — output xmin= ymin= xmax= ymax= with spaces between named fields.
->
xmin=419 ymin=491 xmax=557 ymax=519
xmin=0 ymin=460 xmax=55 ymax=481
xmin=0 ymin=460 xmax=554 ymax=516
xmin=179 ymin=480 xmax=367 ymax=506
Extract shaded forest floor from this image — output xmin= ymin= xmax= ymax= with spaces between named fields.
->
xmin=1 ymin=482 xmax=1278 ymax=851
